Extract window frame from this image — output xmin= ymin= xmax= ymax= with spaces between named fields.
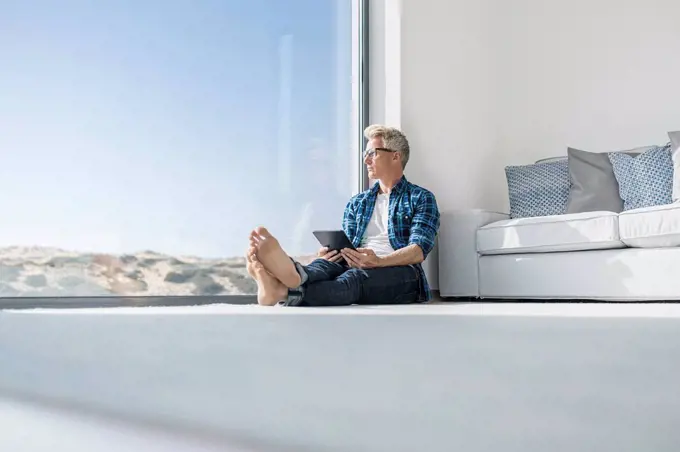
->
xmin=358 ymin=0 xmax=371 ymax=194
xmin=0 ymin=0 xmax=370 ymax=310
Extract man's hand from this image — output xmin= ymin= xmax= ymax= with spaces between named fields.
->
xmin=317 ymin=246 xmax=343 ymax=263
xmin=340 ymin=248 xmax=381 ymax=269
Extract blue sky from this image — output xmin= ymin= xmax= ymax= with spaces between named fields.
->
xmin=0 ymin=0 xmax=356 ymax=258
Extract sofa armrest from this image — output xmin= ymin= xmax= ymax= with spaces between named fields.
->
xmin=438 ymin=209 xmax=510 ymax=298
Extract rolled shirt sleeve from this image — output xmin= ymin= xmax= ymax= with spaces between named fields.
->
xmin=342 ymin=196 xmax=359 ymax=243
xmin=408 ymin=191 xmax=440 ymax=258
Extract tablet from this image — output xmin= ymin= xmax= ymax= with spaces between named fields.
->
xmin=312 ymin=230 xmax=356 ymax=252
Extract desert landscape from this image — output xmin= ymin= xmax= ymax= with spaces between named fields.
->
xmin=0 ymin=246 xmax=265 ymax=297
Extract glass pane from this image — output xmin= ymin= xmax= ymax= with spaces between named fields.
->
xmin=0 ymin=0 xmax=361 ymax=298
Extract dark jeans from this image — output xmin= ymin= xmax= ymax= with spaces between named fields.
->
xmin=282 ymin=258 xmax=420 ymax=307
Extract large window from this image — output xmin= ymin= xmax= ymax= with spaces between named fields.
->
xmin=0 ymin=0 xmax=366 ymax=300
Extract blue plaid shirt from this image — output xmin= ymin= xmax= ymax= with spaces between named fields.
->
xmin=342 ymin=176 xmax=441 ymax=302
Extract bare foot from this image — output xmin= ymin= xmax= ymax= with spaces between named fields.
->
xmin=250 ymin=227 xmax=302 ymax=288
xmin=251 ymin=258 xmax=288 ymax=306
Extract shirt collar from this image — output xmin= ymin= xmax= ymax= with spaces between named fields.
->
xmin=370 ymin=175 xmax=408 ymax=196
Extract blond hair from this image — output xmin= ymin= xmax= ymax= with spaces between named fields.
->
xmin=363 ymin=124 xmax=410 ymax=169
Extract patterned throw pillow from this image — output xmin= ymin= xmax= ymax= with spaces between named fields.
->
xmin=505 ymin=159 xmax=570 ymax=218
xmin=608 ymin=145 xmax=674 ymax=211
xmin=669 ymin=131 xmax=680 ymax=202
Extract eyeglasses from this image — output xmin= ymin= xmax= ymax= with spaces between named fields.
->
xmin=363 ymin=147 xmax=397 ymax=159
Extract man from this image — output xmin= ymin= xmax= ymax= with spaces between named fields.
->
xmin=246 ymin=124 xmax=440 ymax=306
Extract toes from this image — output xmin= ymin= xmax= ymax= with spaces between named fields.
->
xmin=249 ymin=230 xmax=262 ymax=243
xmin=255 ymin=226 xmax=271 ymax=239
xmin=245 ymin=248 xmax=257 ymax=266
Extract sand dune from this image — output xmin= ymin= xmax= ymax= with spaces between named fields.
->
xmin=0 ymin=246 xmax=260 ymax=297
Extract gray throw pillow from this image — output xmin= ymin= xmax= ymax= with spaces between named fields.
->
xmin=566 ymin=146 xmax=647 ymax=214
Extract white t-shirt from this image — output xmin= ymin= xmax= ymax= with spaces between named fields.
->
xmin=360 ymin=193 xmax=396 ymax=257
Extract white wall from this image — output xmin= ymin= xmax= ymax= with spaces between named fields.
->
xmin=495 ymin=0 xmax=680 ymax=167
xmin=372 ymin=0 xmax=680 ymax=211
xmin=370 ymin=0 xmax=680 ymax=286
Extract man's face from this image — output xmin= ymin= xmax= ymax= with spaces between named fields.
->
xmin=364 ymin=137 xmax=398 ymax=179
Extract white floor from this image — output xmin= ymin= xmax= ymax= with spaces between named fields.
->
xmin=6 ymin=301 xmax=680 ymax=318
xmin=3 ymin=301 xmax=680 ymax=452
xmin=0 ymin=398 xmax=249 ymax=452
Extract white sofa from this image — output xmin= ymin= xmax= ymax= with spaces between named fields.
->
xmin=438 ymin=203 xmax=680 ymax=301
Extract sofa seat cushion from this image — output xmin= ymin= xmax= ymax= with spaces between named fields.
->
xmin=618 ymin=203 xmax=680 ymax=248
xmin=477 ymin=211 xmax=624 ymax=255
